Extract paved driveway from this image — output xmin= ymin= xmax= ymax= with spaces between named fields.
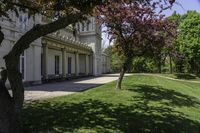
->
xmin=25 ymin=74 xmax=132 ymax=101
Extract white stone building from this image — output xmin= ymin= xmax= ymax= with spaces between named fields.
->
xmin=101 ymin=53 xmax=111 ymax=74
xmin=0 ymin=13 xmax=110 ymax=85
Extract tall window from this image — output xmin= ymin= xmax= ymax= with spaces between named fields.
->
xmin=55 ymin=56 xmax=60 ymax=75
xmin=68 ymin=57 xmax=72 ymax=74
xmin=20 ymin=52 xmax=25 ymax=80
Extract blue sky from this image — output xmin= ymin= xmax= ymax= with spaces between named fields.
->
xmin=102 ymin=0 xmax=200 ymax=47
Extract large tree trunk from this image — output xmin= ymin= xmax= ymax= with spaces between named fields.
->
xmin=116 ymin=57 xmax=132 ymax=90
xmin=116 ymin=66 xmax=126 ymax=90
xmin=0 ymin=82 xmax=14 ymax=133
xmin=3 ymin=56 xmax=24 ymax=133
xmin=0 ymin=69 xmax=18 ymax=133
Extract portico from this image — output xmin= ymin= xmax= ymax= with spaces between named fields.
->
xmin=42 ymin=33 xmax=93 ymax=81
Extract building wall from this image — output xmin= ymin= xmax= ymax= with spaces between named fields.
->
xmin=0 ymin=40 xmax=12 ymax=67
xmin=0 ymin=12 xmax=42 ymax=84
xmin=101 ymin=54 xmax=111 ymax=74
xmin=79 ymin=16 xmax=103 ymax=76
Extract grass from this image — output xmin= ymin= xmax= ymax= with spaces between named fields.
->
xmin=22 ymin=75 xmax=200 ymax=133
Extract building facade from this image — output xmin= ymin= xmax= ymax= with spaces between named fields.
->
xmin=0 ymin=13 xmax=110 ymax=85
xmin=101 ymin=53 xmax=111 ymax=74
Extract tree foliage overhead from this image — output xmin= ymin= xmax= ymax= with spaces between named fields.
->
xmin=1 ymin=0 xmax=176 ymax=18
xmin=0 ymin=0 xmax=103 ymax=18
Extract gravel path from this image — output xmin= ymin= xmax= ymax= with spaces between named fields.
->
xmin=25 ymin=74 xmax=132 ymax=101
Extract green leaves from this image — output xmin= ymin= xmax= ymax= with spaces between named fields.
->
xmin=170 ymin=11 xmax=200 ymax=73
xmin=177 ymin=11 xmax=200 ymax=59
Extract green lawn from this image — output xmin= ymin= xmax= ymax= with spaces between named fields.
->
xmin=23 ymin=75 xmax=200 ymax=133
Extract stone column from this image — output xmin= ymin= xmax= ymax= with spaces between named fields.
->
xmin=85 ymin=54 xmax=89 ymax=75
xmin=75 ymin=52 xmax=79 ymax=76
xmin=62 ymin=48 xmax=66 ymax=78
xmin=42 ymin=43 xmax=48 ymax=80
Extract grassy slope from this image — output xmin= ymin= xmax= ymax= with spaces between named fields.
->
xmin=23 ymin=75 xmax=200 ymax=133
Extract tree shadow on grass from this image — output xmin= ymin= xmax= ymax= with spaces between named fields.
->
xmin=23 ymin=99 xmax=200 ymax=133
xmin=128 ymin=85 xmax=200 ymax=107
xmin=175 ymin=73 xmax=197 ymax=80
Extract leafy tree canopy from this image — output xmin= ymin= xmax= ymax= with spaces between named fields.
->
xmin=177 ymin=11 xmax=200 ymax=59
xmin=168 ymin=11 xmax=200 ymax=73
